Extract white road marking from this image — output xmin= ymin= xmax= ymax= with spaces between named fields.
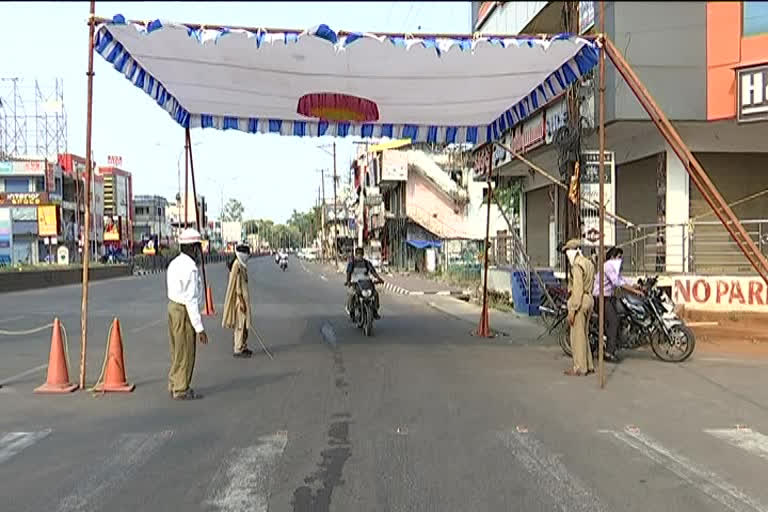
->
xmin=56 ymin=430 xmax=173 ymax=512
xmin=128 ymin=317 xmax=165 ymax=333
xmin=498 ymin=430 xmax=606 ymax=512
xmin=0 ymin=430 xmax=52 ymax=464
xmin=706 ymin=428 xmax=768 ymax=462
xmin=436 ymin=290 xmax=451 ymax=296
xmin=206 ymin=431 xmax=288 ymax=512
xmin=601 ymin=427 xmax=767 ymax=512
xmin=409 ymin=290 xmax=424 ymax=296
xmin=0 ymin=315 xmax=26 ymax=324
xmin=0 ymin=363 xmax=48 ymax=386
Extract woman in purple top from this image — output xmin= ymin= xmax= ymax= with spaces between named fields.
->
xmin=594 ymin=246 xmax=643 ymax=361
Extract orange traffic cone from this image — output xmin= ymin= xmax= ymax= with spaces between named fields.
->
xmin=35 ymin=318 xmax=77 ymax=394
xmin=203 ymin=286 xmax=216 ymax=316
xmin=475 ymin=302 xmax=492 ymax=338
xmin=93 ymin=318 xmax=135 ymax=393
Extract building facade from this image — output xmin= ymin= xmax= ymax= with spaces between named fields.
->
xmin=97 ymin=165 xmax=134 ymax=257
xmin=473 ymin=1 xmax=768 ymax=284
xmin=133 ymin=194 xmax=170 ymax=251
xmin=0 ymin=158 xmax=57 ymax=265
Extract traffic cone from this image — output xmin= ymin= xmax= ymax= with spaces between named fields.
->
xmin=93 ymin=318 xmax=135 ymax=393
xmin=475 ymin=302 xmax=492 ymax=338
xmin=203 ymin=286 xmax=216 ymax=316
xmin=35 ymin=318 xmax=77 ymax=394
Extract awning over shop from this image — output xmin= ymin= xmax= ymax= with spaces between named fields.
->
xmin=406 ymin=239 xmax=443 ymax=250
xmin=94 ymin=16 xmax=599 ymax=145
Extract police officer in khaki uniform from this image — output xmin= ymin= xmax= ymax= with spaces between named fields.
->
xmin=561 ymin=239 xmax=596 ymax=376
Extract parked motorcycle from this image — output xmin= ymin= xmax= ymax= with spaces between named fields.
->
xmin=539 ymin=276 xmax=696 ymax=363
xmin=346 ymin=278 xmax=382 ymax=337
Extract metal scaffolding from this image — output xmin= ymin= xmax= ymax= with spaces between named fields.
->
xmin=0 ymin=77 xmax=68 ymax=159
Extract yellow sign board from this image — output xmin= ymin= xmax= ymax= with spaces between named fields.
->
xmin=37 ymin=205 xmax=59 ymax=237
xmin=368 ymin=139 xmax=411 ymax=153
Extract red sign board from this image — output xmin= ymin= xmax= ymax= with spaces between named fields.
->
xmin=107 ymin=155 xmax=123 ymax=167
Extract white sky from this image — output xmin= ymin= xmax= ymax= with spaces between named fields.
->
xmin=1 ymin=1 xmax=470 ymax=223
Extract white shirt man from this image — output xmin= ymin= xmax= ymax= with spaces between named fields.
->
xmin=166 ymin=228 xmax=208 ymax=400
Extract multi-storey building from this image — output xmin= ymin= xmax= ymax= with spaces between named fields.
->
xmin=133 ymin=195 xmax=170 ymax=250
xmin=473 ymin=1 xmax=768 ymax=287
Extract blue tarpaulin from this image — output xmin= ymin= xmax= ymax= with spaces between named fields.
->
xmin=406 ymin=240 xmax=442 ymax=250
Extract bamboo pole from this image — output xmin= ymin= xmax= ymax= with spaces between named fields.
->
xmin=477 ymin=147 xmax=493 ymax=337
xmin=598 ymin=0 xmax=606 ymax=389
xmin=79 ymin=0 xmax=96 ymax=390
xmin=184 ymin=133 xmax=189 ymax=228
xmin=185 ymin=127 xmax=210 ymax=308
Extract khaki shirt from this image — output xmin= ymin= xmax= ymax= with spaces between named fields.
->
xmin=567 ymin=253 xmax=596 ymax=313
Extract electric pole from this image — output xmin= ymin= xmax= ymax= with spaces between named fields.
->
xmin=332 ymin=142 xmax=339 ymax=268
xmin=317 ymin=174 xmax=326 ymax=263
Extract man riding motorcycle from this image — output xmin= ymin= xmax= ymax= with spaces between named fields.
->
xmin=345 ymin=247 xmax=383 ymax=319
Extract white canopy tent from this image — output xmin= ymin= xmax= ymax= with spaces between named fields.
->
xmin=94 ymin=15 xmax=600 ymax=144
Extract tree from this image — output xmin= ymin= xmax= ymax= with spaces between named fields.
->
xmin=221 ymin=198 xmax=244 ymax=222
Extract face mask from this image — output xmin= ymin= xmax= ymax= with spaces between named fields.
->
xmin=565 ymin=249 xmax=578 ymax=265
xmin=236 ymin=251 xmax=248 ymax=266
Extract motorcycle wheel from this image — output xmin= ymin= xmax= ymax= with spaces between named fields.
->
xmin=651 ymin=324 xmax=696 ymax=362
xmin=363 ymin=304 xmax=374 ymax=337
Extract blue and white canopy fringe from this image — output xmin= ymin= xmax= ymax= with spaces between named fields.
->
xmin=95 ymin=16 xmax=599 ymax=145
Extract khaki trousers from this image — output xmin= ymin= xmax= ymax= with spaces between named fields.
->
xmin=570 ymin=295 xmax=594 ymax=373
xmin=233 ymin=313 xmax=248 ymax=353
xmin=168 ymin=301 xmax=196 ymax=397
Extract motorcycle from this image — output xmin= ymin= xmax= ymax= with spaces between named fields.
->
xmin=346 ymin=278 xmax=382 ymax=337
xmin=275 ymin=253 xmax=280 ymax=265
xmin=539 ymin=276 xmax=696 ymax=363
xmin=280 ymin=258 xmax=288 ymax=271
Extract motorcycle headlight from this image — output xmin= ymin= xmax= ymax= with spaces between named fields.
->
xmin=361 ymin=289 xmax=373 ymax=298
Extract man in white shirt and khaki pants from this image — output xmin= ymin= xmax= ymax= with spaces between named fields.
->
xmin=166 ymin=228 xmax=208 ymax=400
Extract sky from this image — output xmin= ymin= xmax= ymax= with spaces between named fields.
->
xmin=1 ymin=1 xmax=471 ymax=224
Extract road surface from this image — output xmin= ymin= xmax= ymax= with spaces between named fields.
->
xmin=1 ymin=256 xmax=768 ymax=511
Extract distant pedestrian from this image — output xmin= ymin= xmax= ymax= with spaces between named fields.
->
xmin=561 ymin=239 xmax=596 ymax=376
xmin=166 ymin=228 xmax=208 ymax=400
xmin=222 ymin=243 xmax=253 ymax=358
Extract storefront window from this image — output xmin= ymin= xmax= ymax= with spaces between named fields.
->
xmin=743 ymin=1 xmax=768 ymax=37
xmin=4 ymin=178 xmax=30 ymax=193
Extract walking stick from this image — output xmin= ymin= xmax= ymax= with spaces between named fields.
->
xmin=250 ymin=323 xmax=275 ymax=360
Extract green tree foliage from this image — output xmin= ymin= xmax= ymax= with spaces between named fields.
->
xmin=221 ymin=198 xmax=245 ymax=222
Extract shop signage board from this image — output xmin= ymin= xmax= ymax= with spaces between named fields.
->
xmin=107 ymin=155 xmax=123 ymax=167
xmin=0 ymin=192 xmax=48 ymax=206
xmin=545 ymin=97 xmax=569 ymax=144
xmin=37 ymin=205 xmax=59 ymax=237
xmin=579 ymin=1 xmax=595 ymax=34
xmin=13 ymin=160 xmax=45 ymax=174
xmin=0 ymin=161 xmax=45 ymax=175
xmin=104 ymin=215 xmax=122 ymax=242
xmin=737 ymin=64 xmax=768 ymax=123
xmin=672 ymin=275 xmax=768 ymax=313
xmin=510 ymin=111 xmax=545 ymax=154
xmin=0 ymin=208 xmax=11 ymax=265
xmin=381 ymin=150 xmax=408 ymax=181
xmin=579 ymin=150 xmax=615 ymax=247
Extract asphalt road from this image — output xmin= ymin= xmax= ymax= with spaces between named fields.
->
xmin=1 ymin=256 xmax=768 ymax=511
